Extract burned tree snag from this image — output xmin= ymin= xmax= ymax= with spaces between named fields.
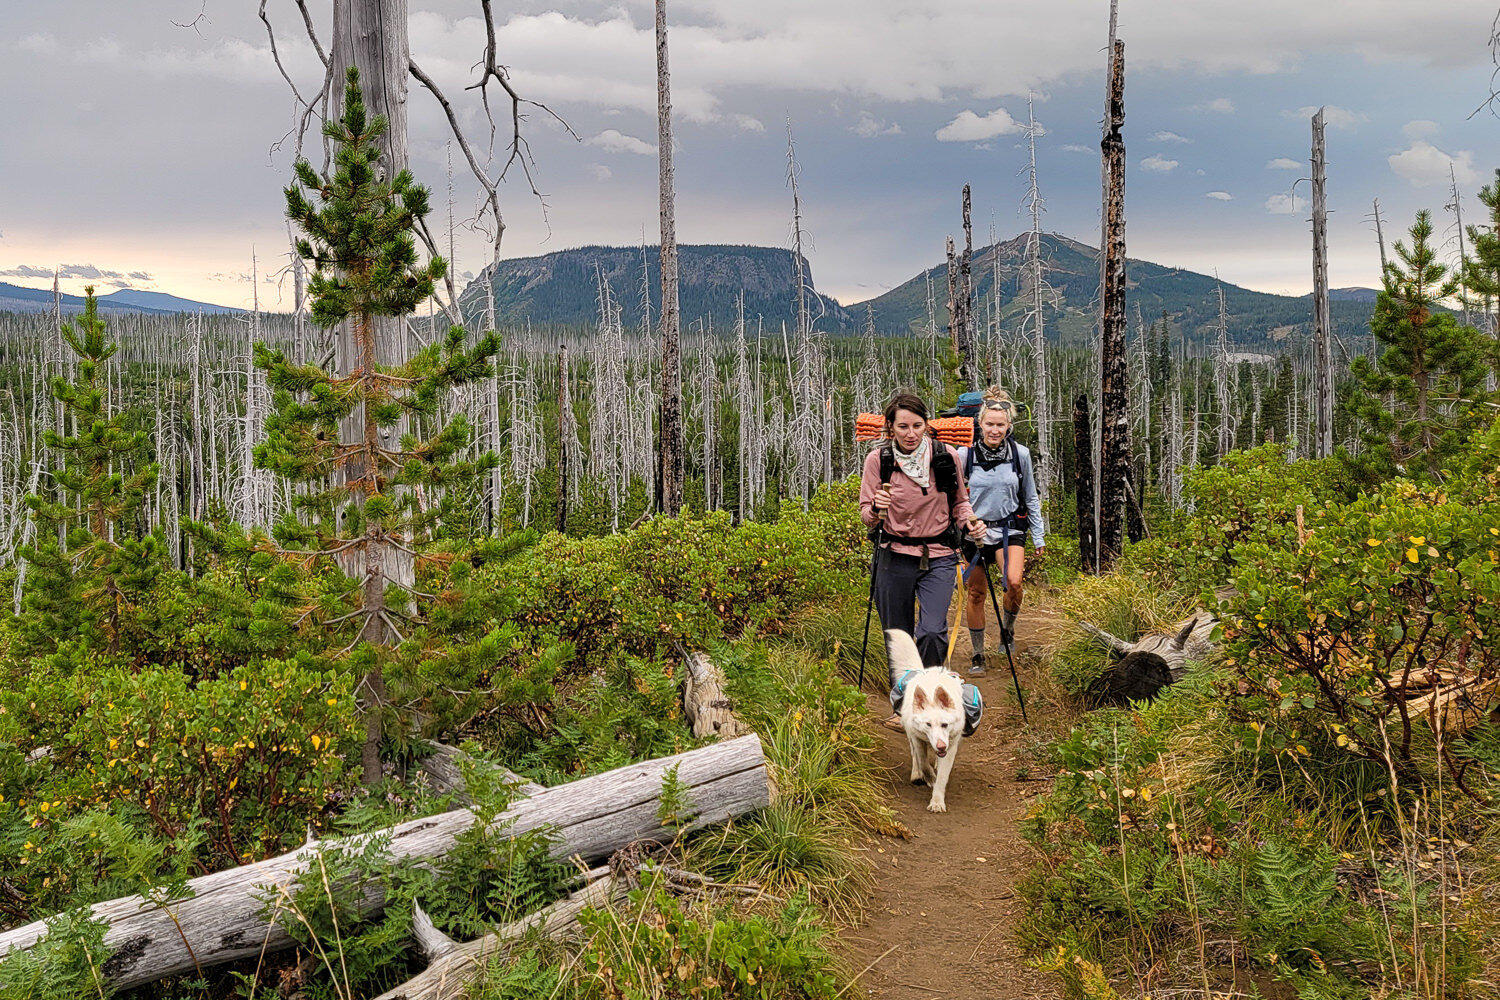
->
xmin=1073 ymin=393 xmax=1098 ymax=574
xmin=960 ymin=184 xmax=978 ymax=389
xmin=656 ymin=0 xmax=685 ymax=515
xmin=557 ymin=343 xmax=571 ymax=533
xmin=1098 ymin=38 xmax=1130 ymax=570
xmin=1312 ymin=107 xmax=1334 ymax=459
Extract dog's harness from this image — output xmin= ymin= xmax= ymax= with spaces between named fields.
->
xmin=889 ymin=669 xmax=984 ymax=737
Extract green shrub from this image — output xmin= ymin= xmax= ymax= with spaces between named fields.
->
xmin=574 ymin=884 xmax=844 ymax=1000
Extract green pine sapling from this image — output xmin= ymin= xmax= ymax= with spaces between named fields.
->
xmin=260 ymin=66 xmax=500 ymax=785
xmin=20 ymin=286 xmax=161 ymax=654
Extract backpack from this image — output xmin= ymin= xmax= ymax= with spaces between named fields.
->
xmin=873 ymin=440 xmax=963 ymax=551
xmin=962 ymin=437 xmax=1033 ymax=533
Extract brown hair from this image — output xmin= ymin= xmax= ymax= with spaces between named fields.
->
xmin=882 ymin=392 xmax=930 ymax=433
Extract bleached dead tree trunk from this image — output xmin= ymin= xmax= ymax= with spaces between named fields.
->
xmin=656 ymin=0 xmax=685 ymax=516
xmin=1024 ymin=93 xmax=1052 ymax=503
xmin=1311 ymin=107 xmax=1334 ymax=459
xmin=1213 ymin=281 xmax=1233 ymax=459
xmin=556 ymin=343 xmax=572 ymax=533
xmin=787 ymin=123 xmax=823 ymax=504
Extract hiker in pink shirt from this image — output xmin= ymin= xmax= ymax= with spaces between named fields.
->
xmin=859 ymin=392 xmax=987 ymax=668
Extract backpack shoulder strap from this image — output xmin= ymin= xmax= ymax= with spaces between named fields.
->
xmin=879 ymin=442 xmax=894 ymax=485
xmin=931 ymin=445 xmax=959 ymax=516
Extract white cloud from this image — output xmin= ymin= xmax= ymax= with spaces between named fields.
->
xmin=852 ymin=111 xmax=902 ymax=137
xmin=1205 ymin=191 xmax=1233 ymax=201
xmin=587 ymin=129 xmax=656 ymax=156
xmin=935 ymin=107 xmax=1021 ymax=142
xmin=730 ymin=113 xmax=765 ymax=133
xmin=1060 ymin=143 xmax=1093 ymax=154
xmin=1152 ymin=130 xmax=1191 ymax=143
xmin=17 ymin=33 xmax=57 ymax=54
xmin=586 ymin=163 xmax=613 ymax=181
xmin=1141 ymin=153 xmax=1179 ymax=173
xmin=1389 ymin=140 xmax=1478 ymax=187
xmin=1265 ymin=192 xmax=1309 ymax=215
xmin=1194 ymin=97 xmax=1235 ymax=114
xmin=1402 ymin=119 xmax=1441 ymax=139
xmin=1266 ymin=157 xmax=1302 ymax=170
xmin=1286 ymin=105 xmax=1367 ymax=129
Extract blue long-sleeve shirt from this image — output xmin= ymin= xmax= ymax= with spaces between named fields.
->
xmin=957 ymin=440 xmax=1046 ymax=548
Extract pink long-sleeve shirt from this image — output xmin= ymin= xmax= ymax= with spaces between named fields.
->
xmin=858 ymin=441 xmax=976 ymax=559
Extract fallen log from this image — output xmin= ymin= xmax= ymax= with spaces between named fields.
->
xmin=682 ymin=651 xmax=746 ymax=739
xmin=1078 ymin=612 xmax=1219 ymax=704
xmin=378 ymin=862 xmax=770 ymax=1000
xmin=373 ymin=868 xmax=623 ymax=1000
xmin=0 ymin=734 xmax=768 ymax=992
xmin=415 ymin=740 xmax=545 ymax=805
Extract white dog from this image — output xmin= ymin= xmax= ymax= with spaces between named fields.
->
xmin=886 ymin=629 xmax=967 ymax=813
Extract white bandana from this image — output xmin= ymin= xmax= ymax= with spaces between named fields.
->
xmin=892 ymin=434 xmax=932 ymax=489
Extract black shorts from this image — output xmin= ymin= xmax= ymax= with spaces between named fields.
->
xmin=962 ymin=519 xmax=1026 ymax=565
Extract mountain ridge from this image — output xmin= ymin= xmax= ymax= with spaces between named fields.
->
xmin=0 ymin=281 xmax=240 ymax=316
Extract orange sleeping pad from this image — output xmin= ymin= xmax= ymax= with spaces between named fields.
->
xmin=854 ymin=413 xmax=973 ymax=448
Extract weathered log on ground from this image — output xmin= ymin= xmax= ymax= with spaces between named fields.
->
xmin=0 ymin=735 xmax=768 ymax=991
xmin=379 ymin=863 xmax=770 ymax=1000
xmin=682 ymin=651 xmax=746 ymax=739
xmin=1080 ymin=613 xmax=1219 ymax=704
xmin=374 ymin=869 xmax=624 ymax=1000
xmin=415 ymin=741 xmax=545 ymax=806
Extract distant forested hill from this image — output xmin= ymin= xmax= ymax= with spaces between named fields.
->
xmin=458 ymin=244 xmax=857 ymax=333
xmin=453 ymin=236 xmax=1375 ymax=352
xmin=850 ymin=232 xmax=1375 ymax=351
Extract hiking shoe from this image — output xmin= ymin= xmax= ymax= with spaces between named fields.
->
xmin=969 ymin=652 xmax=988 ymax=676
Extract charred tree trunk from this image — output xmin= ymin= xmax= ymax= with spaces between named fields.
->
xmin=1098 ymin=38 xmax=1130 ymax=571
xmin=655 ymin=0 xmax=685 ymax=516
xmin=1311 ymin=107 xmax=1333 ymax=459
xmin=959 ymin=184 xmax=978 ymax=390
xmin=1073 ymin=393 xmax=1098 ymax=574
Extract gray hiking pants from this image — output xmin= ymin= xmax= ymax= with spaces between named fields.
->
xmin=874 ymin=548 xmax=959 ymax=667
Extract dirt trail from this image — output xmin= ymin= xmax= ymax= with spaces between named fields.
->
xmin=845 ymin=599 xmax=1065 ymax=1000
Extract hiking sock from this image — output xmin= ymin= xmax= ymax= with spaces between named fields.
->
xmin=969 ymin=627 xmax=986 ymax=655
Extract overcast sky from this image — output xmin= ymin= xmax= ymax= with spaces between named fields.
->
xmin=4 ymin=1 xmax=1500 ymax=311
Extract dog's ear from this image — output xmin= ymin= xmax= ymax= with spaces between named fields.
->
xmin=935 ymin=687 xmax=955 ymax=710
xmin=911 ymin=687 xmax=928 ymax=711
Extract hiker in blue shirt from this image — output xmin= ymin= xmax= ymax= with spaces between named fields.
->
xmin=958 ymin=396 xmax=1045 ymax=675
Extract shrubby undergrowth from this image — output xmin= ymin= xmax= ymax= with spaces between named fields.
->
xmin=1023 ymin=423 xmax=1500 ymax=999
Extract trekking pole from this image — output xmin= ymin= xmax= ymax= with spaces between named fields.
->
xmin=857 ymin=494 xmax=889 ymax=691
xmin=988 ymin=540 xmax=1029 ymax=723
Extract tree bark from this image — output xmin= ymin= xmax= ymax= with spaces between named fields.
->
xmin=682 ymin=651 xmax=746 ymax=739
xmin=655 ymin=0 xmax=684 ymax=516
xmin=0 ymin=736 xmax=768 ymax=992
xmin=372 ymin=872 xmax=627 ymax=1000
xmin=1097 ymin=38 xmax=1130 ymax=572
xmin=557 ymin=343 xmax=571 ymax=534
xmin=1311 ymin=107 xmax=1333 ymax=459
xmin=1073 ymin=393 xmax=1098 ymax=574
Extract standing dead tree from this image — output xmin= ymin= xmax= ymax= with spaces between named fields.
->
xmin=656 ymin=0 xmax=685 ymax=516
xmin=959 ymin=185 xmax=978 ymax=389
xmin=1311 ymin=107 xmax=1334 ymax=459
xmin=1097 ymin=37 xmax=1130 ymax=571
xmin=1023 ymin=93 xmax=1054 ymax=504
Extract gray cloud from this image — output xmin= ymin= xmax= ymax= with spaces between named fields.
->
xmin=0 ymin=262 xmax=153 ymax=283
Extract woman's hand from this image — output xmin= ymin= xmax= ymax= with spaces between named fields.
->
xmin=872 ymin=484 xmax=892 ymax=515
xmin=967 ymin=517 xmax=987 ymax=542
xmin=1035 ymin=545 xmax=1046 ymax=558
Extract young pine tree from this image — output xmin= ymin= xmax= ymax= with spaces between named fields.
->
xmin=1345 ymin=210 xmax=1493 ymax=482
xmin=259 ymin=67 xmax=500 ymax=784
xmin=20 ymin=287 xmax=161 ymax=654
xmin=1459 ymin=169 xmax=1500 ymax=384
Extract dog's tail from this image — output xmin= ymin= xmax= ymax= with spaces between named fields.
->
xmin=884 ymin=628 xmax=924 ymax=690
